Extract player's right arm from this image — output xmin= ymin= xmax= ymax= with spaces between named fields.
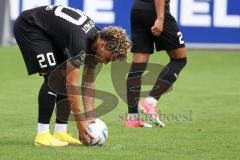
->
xmin=151 ymin=0 xmax=165 ymax=36
xmin=66 ymin=61 xmax=93 ymax=144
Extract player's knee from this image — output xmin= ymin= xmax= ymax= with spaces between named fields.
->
xmin=174 ymin=57 xmax=187 ymax=70
xmin=161 ymin=58 xmax=187 ymax=82
xmin=127 ymin=62 xmax=147 ymax=79
xmin=132 ymin=53 xmax=149 ymax=63
xmin=168 ymin=48 xmax=187 ymax=59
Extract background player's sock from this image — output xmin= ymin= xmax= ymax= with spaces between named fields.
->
xmin=144 ymin=97 xmax=157 ymax=106
xmin=38 ymin=74 xmax=56 ymax=125
xmin=149 ymin=58 xmax=187 ymax=100
xmin=37 ymin=123 xmax=50 ymax=134
xmin=54 ymin=123 xmax=67 ymax=133
xmin=127 ymin=113 xmax=139 ymax=121
xmin=127 ymin=62 xmax=147 ymax=114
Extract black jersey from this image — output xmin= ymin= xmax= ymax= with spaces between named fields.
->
xmin=19 ymin=5 xmax=100 ymax=57
xmin=133 ymin=0 xmax=170 ymax=12
xmin=14 ymin=5 xmax=100 ymax=75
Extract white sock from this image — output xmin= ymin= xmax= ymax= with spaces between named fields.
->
xmin=37 ymin=123 xmax=49 ymax=134
xmin=145 ymin=97 xmax=157 ymax=107
xmin=54 ymin=124 xmax=67 ymax=133
xmin=127 ymin=113 xmax=139 ymax=121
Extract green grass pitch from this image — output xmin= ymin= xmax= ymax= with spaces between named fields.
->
xmin=0 ymin=47 xmax=239 ymax=160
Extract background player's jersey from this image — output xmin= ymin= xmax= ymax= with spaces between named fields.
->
xmin=20 ymin=5 xmax=100 ymax=58
xmin=133 ymin=0 xmax=170 ymax=12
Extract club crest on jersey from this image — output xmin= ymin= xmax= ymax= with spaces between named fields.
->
xmin=64 ymin=49 xmax=86 ymax=67
xmin=72 ymin=51 xmax=86 ymax=66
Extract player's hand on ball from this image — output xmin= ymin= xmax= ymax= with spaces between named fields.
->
xmin=77 ymin=120 xmax=95 ymax=145
xmin=151 ymin=18 xmax=164 ymax=36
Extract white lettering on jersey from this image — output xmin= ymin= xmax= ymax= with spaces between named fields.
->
xmin=55 ymin=6 xmax=88 ymax=25
xmin=82 ymin=20 xmax=95 ymax=34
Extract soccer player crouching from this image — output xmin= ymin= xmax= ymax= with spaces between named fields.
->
xmin=14 ymin=5 xmax=131 ymax=146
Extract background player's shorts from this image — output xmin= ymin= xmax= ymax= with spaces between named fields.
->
xmin=131 ymin=9 xmax=185 ymax=54
xmin=14 ymin=15 xmax=60 ymax=75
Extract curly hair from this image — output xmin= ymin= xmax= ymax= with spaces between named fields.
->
xmin=99 ymin=26 xmax=132 ymax=60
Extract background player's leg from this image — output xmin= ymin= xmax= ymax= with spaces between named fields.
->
xmin=149 ymin=48 xmax=187 ymax=100
xmin=127 ymin=53 xmax=149 ymax=115
xmin=38 ymin=73 xmax=56 ymax=134
xmin=126 ymin=53 xmax=151 ymax=128
xmin=139 ymin=48 xmax=186 ymax=127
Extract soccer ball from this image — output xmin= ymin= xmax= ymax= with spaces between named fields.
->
xmin=88 ymin=118 xmax=108 ymax=146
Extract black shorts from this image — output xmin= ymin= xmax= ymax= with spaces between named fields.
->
xmin=14 ymin=16 xmax=60 ymax=75
xmin=131 ymin=9 xmax=185 ymax=54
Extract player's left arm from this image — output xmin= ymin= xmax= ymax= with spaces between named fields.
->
xmin=152 ymin=0 xmax=165 ymax=36
xmin=82 ymin=66 xmax=95 ymax=119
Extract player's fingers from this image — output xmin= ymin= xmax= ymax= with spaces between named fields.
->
xmin=152 ymin=28 xmax=161 ymax=36
xmin=151 ymin=27 xmax=160 ymax=35
xmin=151 ymin=26 xmax=157 ymax=32
xmin=154 ymin=28 xmax=161 ymax=34
xmin=80 ymin=133 xmax=90 ymax=144
xmin=79 ymin=133 xmax=85 ymax=143
xmin=82 ymin=138 xmax=89 ymax=145
xmin=156 ymin=31 xmax=161 ymax=36
xmin=89 ymin=118 xmax=96 ymax=124
xmin=85 ymin=130 xmax=94 ymax=140
xmin=152 ymin=30 xmax=159 ymax=36
xmin=84 ymin=134 xmax=91 ymax=144
xmin=151 ymin=28 xmax=156 ymax=35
